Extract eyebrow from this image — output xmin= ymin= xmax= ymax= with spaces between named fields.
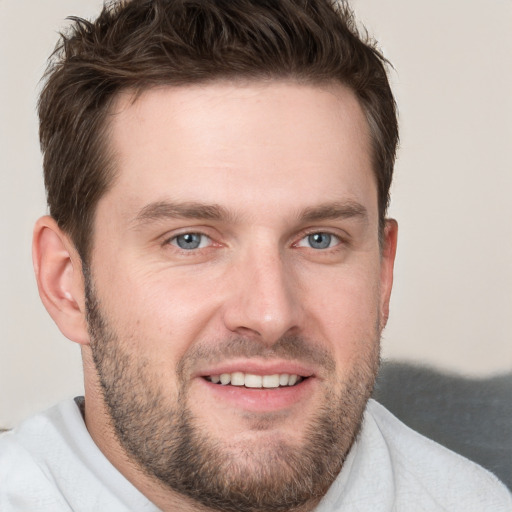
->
xmin=131 ymin=200 xmax=234 ymax=228
xmin=298 ymin=201 xmax=368 ymax=224
xmin=131 ymin=199 xmax=368 ymax=228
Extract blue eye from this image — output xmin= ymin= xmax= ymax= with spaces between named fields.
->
xmin=308 ymin=233 xmax=332 ymax=249
xmin=297 ymin=232 xmax=339 ymax=250
xmin=171 ymin=233 xmax=209 ymax=250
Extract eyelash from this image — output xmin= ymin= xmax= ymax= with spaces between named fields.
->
xmin=166 ymin=232 xmax=213 ymax=251
xmin=293 ymin=230 xmax=346 ymax=251
xmin=164 ymin=229 xmax=347 ymax=253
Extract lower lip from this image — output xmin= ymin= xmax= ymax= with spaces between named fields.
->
xmin=198 ymin=377 xmax=315 ymax=413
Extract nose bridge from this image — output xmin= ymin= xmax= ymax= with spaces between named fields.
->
xmin=223 ymin=239 xmax=301 ymax=343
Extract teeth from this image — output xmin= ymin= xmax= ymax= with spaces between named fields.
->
xmin=231 ymin=372 xmax=245 ymax=386
xmin=208 ymin=372 xmax=303 ymax=388
xmin=245 ymin=374 xmax=263 ymax=388
xmin=262 ymin=375 xmax=280 ymax=388
xmin=279 ymin=374 xmax=289 ymax=386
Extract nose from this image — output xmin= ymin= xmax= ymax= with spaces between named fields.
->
xmin=221 ymin=245 xmax=302 ymax=345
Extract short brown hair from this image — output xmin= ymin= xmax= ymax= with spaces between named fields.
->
xmin=39 ymin=0 xmax=398 ymax=262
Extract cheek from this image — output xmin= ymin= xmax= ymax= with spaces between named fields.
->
xmin=93 ymin=262 xmax=224 ymax=359
xmin=302 ymin=265 xmax=381 ymax=363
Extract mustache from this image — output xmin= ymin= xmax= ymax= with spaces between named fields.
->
xmin=177 ymin=335 xmax=336 ymax=379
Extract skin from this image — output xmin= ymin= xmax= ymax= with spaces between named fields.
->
xmin=33 ymin=81 xmax=398 ymax=511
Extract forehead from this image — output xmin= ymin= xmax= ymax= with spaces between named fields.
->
xmin=104 ymin=81 xmax=376 ymax=222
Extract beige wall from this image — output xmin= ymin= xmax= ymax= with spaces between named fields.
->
xmin=1 ymin=0 xmax=511 ymax=427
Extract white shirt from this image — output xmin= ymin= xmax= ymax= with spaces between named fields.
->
xmin=0 ymin=398 xmax=510 ymax=511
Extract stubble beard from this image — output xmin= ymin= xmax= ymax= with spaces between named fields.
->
xmin=85 ymin=274 xmax=380 ymax=512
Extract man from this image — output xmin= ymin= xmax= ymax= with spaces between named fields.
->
xmin=0 ymin=0 xmax=510 ymax=510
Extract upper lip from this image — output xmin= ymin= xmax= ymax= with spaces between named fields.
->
xmin=193 ymin=359 xmax=316 ymax=379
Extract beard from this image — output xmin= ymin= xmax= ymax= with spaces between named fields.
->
xmin=85 ymin=272 xmax=380 ymax=512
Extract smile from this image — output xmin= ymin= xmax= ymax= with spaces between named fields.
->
xmin=205 ymin=373 xmax=305 ymax=388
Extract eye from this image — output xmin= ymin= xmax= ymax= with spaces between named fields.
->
xmin=170 ymin=233 xmax=211 ymax=250
xmin=296 ymin=232 xmax=340 ymax=250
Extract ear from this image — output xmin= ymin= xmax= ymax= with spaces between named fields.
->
xmin=32 ymin=216 xmax=90 ymax=345
xmin=379 ymin=219 xmax=398 ymax=329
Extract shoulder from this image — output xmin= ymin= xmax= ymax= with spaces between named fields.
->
xmin=365 ymin=399 xmax=512 ymax=510
xmin=0 ymin=399 xmax=86 ymax=466
xmin=0 ymin=399 xmax=159 ymax=512
xmin=0 ymin=401 xmax=81 ymax=512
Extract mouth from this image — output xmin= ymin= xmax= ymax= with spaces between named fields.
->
xmin=204 ymin=372 xmax=306 ymax=388
xmin=196 ymin=362 xmax=316 ymax=412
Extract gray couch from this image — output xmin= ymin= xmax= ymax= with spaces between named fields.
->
xmin=373 ymin=361 xmax=512 ymax=490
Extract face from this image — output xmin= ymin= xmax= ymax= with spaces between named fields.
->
xmin=84 ymin=81 xmax=396 ymax=511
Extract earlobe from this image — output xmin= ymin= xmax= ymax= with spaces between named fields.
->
xmin=379 ymin=219 xmax=398 ymax=329
xmin=32 ymin=216 xmax=90 ymax=345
